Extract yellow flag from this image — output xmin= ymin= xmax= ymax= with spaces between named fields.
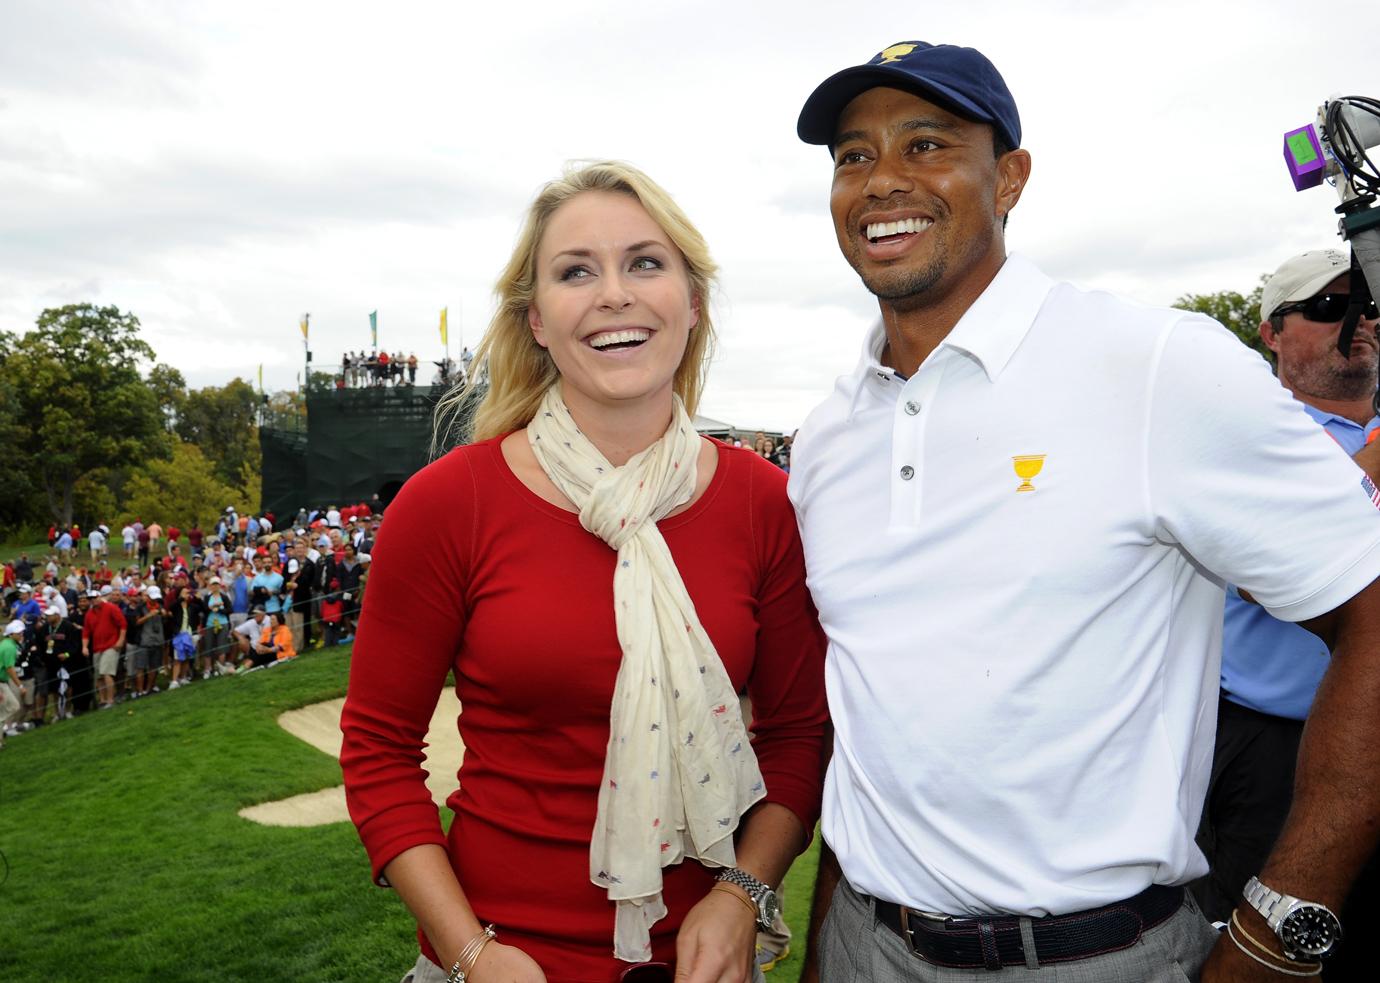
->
xmin=440 ymin=307 xmax=448 ymax=347
xmin=258 ymin=363 xmax=263 ymax=390
xmin=299 ymin=313 xmax=309 ymax=341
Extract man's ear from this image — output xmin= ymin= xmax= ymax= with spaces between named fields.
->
xmin=1259 ymin=318 xmax=1281 ymax=355
xmin=995 ymin=148 xmax=1032 ymax=224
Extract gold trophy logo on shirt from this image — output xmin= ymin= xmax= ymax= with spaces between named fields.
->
xmin=1011 ymin=454 xmax=1046 ymax=493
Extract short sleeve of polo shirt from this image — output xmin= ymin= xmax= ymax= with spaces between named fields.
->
xmin=1147 ymin=314 xmax=1380 ymax=622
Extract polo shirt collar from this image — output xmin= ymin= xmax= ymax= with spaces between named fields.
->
xmin=1300 ymin=403 xmax=1380 ymax=434
xmin=846 ymin=253 xmax=1055 ymax=417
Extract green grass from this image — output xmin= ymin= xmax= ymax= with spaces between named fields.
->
xmin=4 ymin=646 xmax=417 ymax=981
xmin=0 ymin=540 xmax=47 ymax=567
xmin=4 ymin=645 xmax=821 ymax=981
xmin=774 ymin=832 xmax=820 ymax=982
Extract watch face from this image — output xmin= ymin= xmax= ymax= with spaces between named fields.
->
xmin=759 ymin=889 xmax=780 ymax=927
xmin=1280 ymin=905 xmax=1342 ymax=959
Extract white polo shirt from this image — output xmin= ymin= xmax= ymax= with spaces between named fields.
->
xmin=788 ymin=254 xmax=1380 ymax=917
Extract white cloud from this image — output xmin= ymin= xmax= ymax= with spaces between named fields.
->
xmin=1 ymin=0 xmax=1374 ymax=431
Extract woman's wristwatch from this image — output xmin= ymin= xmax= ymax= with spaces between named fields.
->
xmin=714 ymin=867 xmax=780 ymax=932
xmin=1242 ymin=876 xmax=1343 ymax=962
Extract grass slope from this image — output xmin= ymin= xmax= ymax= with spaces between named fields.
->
xmin=4 ymin=645 xmax=820 ymax=981
xmin=4 ymin=647 xmax=415 ymax=981
xmin=1 ymin=541 xmax=48 ymax=567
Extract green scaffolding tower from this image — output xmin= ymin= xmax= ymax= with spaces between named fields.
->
xmin=259 ymin=384 xmax=474 ymax=519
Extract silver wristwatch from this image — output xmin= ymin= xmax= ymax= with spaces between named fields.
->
xmin=715 ymin=867 xmax=780 ymax=932
xmin=1242 ymin=876 xmax=1342 ymax=961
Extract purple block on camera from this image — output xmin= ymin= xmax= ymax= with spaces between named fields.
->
xmin=1284 ymin=124 xmax=1325 ymax=191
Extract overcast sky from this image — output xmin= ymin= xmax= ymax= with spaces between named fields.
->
xmin=1 ymin=0 xmax=1374 ymax=430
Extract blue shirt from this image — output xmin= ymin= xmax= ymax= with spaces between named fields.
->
xmin=1221 ymin=404 xmax=1380 ymax=719
xmin=231 ymin=574 xmax=250 ymax=614
xmin=250 ymin=571 xmax=285 ymax=613
xmin=11 ymin=598 xmax=41 ymax=625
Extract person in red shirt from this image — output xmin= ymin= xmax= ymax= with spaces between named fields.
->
xmin=319 ymin=579 xmax=345 ymax=647
xmin=340 ymin=163 xmax=827 ymax=983
xmin=81 ymin=589 xmax=127 ymax=708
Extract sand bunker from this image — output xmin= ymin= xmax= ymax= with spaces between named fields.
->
xmin=240 ymin=690 xmax=465 ymax=827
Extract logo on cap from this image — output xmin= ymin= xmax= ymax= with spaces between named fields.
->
xmin=877 ymin=43 xmax=917 ymax=64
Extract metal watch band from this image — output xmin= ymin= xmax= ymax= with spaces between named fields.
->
xmin=715 ymin=867 xmax=774 ymax=928
xmin=1243 ymin=876 xmax=1286 ymax=926
xmin=716 ymin=866 xmax=769 ymax=899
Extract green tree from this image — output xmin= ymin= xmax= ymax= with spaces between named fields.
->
xmin=147 ymin=363 xmax=187 ymax=431
xmin=0 ymin=304 xmax=168 ymax=528
xmin=176 ymin=378 xmax=262 ymax=489
xmin=0 ymin=367 xmax=38 ymax=532
xmin=120 ymin=440 xmax=253 ymax=532
xmin=72 ymin=469 xmax=119 ymax=528
xmin=1172 ymin=276 xmax=1269 ymax=358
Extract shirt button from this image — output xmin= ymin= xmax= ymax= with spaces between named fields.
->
xmin=899 ymin=466 xmax=915 ymax=480
xmin=904 ymin=401 xmax=921 ymax=416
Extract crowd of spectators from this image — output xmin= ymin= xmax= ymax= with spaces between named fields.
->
xmin=0 ymin=421 xmax=787 ymax=745
xmin=0 ymin=503 xmax=384 ymax=742
xmin=728 ymin=430 xmax=794 ymax=472
xmin=335 ymin=346 xmax=476 ymax=389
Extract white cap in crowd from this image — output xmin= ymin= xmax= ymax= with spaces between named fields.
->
xmin=147 ymin=586 xmax=163 ymax=600
xmin=4 ymin=620 xmax=24 ymax=637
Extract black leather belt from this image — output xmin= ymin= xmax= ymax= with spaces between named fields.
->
xmin=873 ymin=884 xmax=1185 ymax=971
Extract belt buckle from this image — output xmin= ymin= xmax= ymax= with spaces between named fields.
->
xmin=899 ymin=906 xmax=1007 ymax=972
xmin=897 ymin=905 xmax=952 ymax=943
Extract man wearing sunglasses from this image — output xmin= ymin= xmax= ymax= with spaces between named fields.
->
xmin=1195 ymin=248 xmax=1380 ymax=977
xmin=1261 ymin=250 xmax=1380 ymax=427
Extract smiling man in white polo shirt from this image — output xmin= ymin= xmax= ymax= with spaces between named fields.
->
xmin=788 ymin=41 xmax=1380 ymax=982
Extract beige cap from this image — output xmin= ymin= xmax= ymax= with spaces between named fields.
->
xmin=1261 ymin=249 xmax=1350 ymax=320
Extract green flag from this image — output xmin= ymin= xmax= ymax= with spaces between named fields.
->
xmin=369 ymin=310 xmax=377 ymax=348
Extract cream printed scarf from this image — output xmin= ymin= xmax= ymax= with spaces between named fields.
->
xmin=527 ymin=385 xmax=766 ymax=961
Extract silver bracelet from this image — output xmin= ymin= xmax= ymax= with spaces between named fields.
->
xmin=445 ymin=924 xmax=496 ymax=983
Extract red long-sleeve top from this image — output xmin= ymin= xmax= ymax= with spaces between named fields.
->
xmin=340 ymin=436 xmax=828 ymax=983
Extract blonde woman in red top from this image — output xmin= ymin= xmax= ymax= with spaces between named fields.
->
xmin=340 ymin=162 xmax=827 ymax=983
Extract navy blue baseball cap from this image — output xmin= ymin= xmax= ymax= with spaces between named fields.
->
xmin=797 ymin=41 xmax=1021 ymax=150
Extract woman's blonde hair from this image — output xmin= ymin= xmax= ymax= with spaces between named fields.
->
xmin=432 ymin=160 xmax=718 ymax=453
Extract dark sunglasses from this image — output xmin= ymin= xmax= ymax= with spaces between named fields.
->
xmin=619 ymin=962 xmax=673 ymax=983
xmin=1274 ymin=293 xmax=1379 ymax=323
